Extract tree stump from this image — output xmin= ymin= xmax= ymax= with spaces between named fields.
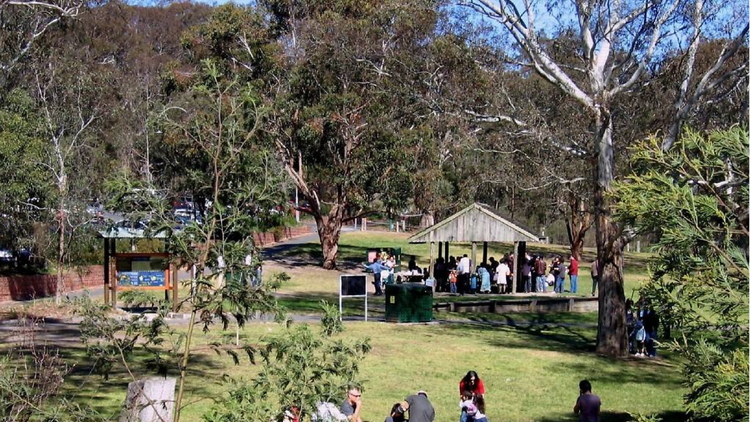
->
xmin=119 ymin=377 xmax=176 ymax=422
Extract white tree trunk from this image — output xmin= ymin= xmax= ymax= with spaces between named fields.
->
xmin=120 ymin=378 xmax=176 ymax=422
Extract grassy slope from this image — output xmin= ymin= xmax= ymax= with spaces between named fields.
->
xmin=59 ymin=320 xmax=684 ymax=422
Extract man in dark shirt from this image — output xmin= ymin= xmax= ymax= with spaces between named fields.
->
xmin=340 ymin=387 xmax=363 ymax=422
xmin=574 ymin=380 xmax=601 ymax=422
xmin=398 ymin=391 xmax=435 ymax=422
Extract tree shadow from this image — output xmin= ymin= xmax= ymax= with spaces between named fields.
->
xmin=535 ymin=410 xmax=687 ymax=422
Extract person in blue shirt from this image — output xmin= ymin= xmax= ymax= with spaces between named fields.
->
xmin=364 ymin=258 xmax=388 ymax=296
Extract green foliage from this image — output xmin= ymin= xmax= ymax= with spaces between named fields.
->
xmin=612 ymin=127 xmax=749 ymax=421
xmin=204 ymin=303 xmax=371 ymax=422
xmin=0 ymin=317 xmax=106 ymax=421
xmin=73 ymin=294 xmax=183 ymax=379
xmin=629 ymin=413 xmax=662 ymax=422
xmin=0 ymin=89 xmax=49 ymax=253
xmin=118 ymin=289 xmax=171 ymax=309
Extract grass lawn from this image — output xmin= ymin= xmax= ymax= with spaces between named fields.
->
xmin=53 ymin=319 xmax=684 ymax=422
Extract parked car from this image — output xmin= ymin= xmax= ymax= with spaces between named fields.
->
xmin=0 ymin=248 xmax=15 ymax=263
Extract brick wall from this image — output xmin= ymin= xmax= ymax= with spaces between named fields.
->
xmin=0 ymin=265 xmax=103 ymax=302
xmin=252 ymin=225 xmax=312 ymax=247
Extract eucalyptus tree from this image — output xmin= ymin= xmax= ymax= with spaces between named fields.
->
xmin=461 ymin=0 xmax=748 ymax=356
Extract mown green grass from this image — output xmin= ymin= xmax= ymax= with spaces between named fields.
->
xmin=53 ymin=319 xmax=684 ymax=422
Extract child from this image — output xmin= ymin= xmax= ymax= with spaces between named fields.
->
xmin=459 ymin=391 xmax=488 ymax=422
xmin=449 ymin=270 xmax=458 ymax=294
xmin=546 ymin=272 xmax=555 ymax=290
xmin=470 ymin=270 xmax=478 ymax=294
xmin=459 ymin=391 xmax=475 ymax=422
xmin=634 ymin=319 xmax=647 ymax=357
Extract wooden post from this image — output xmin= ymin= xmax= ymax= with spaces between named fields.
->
xmin=438 ymin=241 xmax=443 ymax=259
xmin=445 ymin=242 xmax=450 ymax=260
xmin=429 ymin=241 xmax=435 ymax=282
xmin=172 ymin=263 xmax=178 ymax=313
xmin=516 ymin=241 xmax=527 ymax=293
xmin=111 ymin=239 xmax=117 ymax=308
xmin=103 ymin=238 xmax=110 ymax=306
xmin=362 ymin=218 xmax=367 ymax=231
xmin=482 ymin=242 xmax=488 ymax=265
xmin=471 ymin=242 xmax=477 ymax=272
xmin=512 ymin=241 xmax=520 ymax=294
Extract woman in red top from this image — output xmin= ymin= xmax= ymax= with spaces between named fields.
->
xmin=459 ymin=370 xmax=486 ymax=396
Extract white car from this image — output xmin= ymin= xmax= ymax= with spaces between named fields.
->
xmin=0 ymin=249 xmax=15 ymax=263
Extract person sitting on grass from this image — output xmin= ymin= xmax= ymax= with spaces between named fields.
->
xmin=385 ymin=402 xmax=406 ymax=422
xmin=573 ymin=380 xmax=601 ymax=422
xmin=340 ymin=387 xmax=363 ymax=422
xmin=397 ymin=391 xmax=435 ymax=422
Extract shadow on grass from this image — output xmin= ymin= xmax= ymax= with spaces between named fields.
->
xmin=276 ymin=292 xmax=385 ymax=318
xmin=535 ymin=410 xmax=687 ymax=422
xmin=62 ymin=344 xmax=240 ymax=418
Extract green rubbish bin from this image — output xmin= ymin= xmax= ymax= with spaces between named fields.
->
xmin=385 ymin=283 xmax=433 ymax=323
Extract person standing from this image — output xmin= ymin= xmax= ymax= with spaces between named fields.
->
xmin=573 ymin=380 xmax=601 ymax=422
xmin=398 ymin=391 xmax=435 ymax=422
xmin=340 ymin=387 xmax=363 ymax=422
xmin=568 ymin=255 xmax=579 ymax=294
xmin=522 ymin=253 xmax=532 ymax=293
xmin=534 ymin=255 xmax=547 ymax=293
xmin=554 ymin=258 xmax=567 ymax=294
xmin=364 ymin=258 xmax=388 ymax=296
xmin=496 ymin=259 xmax=510 ymax=294
xmin=458 ymin=254 xmax=471 ymax=296
xmin=590 ymin=258 xmax=599 ymax=297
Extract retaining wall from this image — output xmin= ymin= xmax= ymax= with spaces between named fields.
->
xmin=0 ymin=265 xmax=103 ymax=302
xmin=434 ymin=296 xmax=599 ymax=313
xmin=252 ymin=225 xmax=312 ymax=247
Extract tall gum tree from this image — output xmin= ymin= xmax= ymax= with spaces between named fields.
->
xmin=462 ymin=0 xmax=748 ymax=356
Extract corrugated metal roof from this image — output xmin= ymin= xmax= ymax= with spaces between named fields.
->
xmin=408 ymin=203 xmax=540 ymax=243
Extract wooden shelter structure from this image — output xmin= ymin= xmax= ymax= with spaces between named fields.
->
xmin=408 ymin=203 xmax=540 ymax=292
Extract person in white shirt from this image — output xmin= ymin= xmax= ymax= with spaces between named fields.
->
xmin=458 ymin=254 xmax=472 ymax=295
xmin=496 ymin=260 xmax=510 ymax=294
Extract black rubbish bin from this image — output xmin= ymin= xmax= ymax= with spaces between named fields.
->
xmin=385 ymin=283 xmax=433 ymax=323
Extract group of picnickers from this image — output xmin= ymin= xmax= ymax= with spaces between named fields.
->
xmin=526 ymin=253 xmax=586 ymax=294
xmin=364 ymin=249 xmax=605 ymax=297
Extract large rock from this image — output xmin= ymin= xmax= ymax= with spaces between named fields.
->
xmin=120 ymin=377 xmax=176 ymax=422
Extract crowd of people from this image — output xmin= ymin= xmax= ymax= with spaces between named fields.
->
xmin=364 ymin=250 xmax=604 ymax=298
xmin=317 ymin=370 xmax=601 ymax=422
xmin=429 ymin=252 xmax=598 ymax=296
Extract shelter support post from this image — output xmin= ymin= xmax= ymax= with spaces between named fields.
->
xmin=471 ymin=242 xmax=476 ymax=272
xmin=445 ymin=242 xmax=450 ymax=260
xmin=438 ymin=242 xmax=443 ymax=260
xmin=512 ymin=242 xmax=519 ymax=293
xmin=103 ymin=238 xmax=110 ymax=305
xmin=482 ymin=242 xmax=488 ymax=265
xmin=110 ymin=239 xmax=117 ymax=308
xmin=429 ymin=241 xmax=435 ymax=284
xmin=516 ymin=241 xmax=526 ymax=293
